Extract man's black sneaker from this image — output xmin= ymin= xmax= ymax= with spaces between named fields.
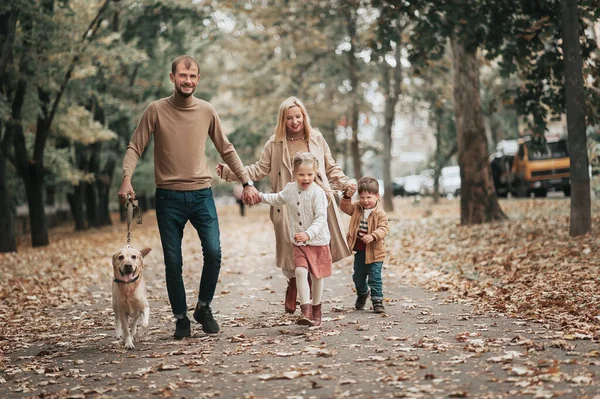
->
xmin=173 ymin=317 xmax=191 ymax=340
xmin=193 ymin=304 xmax=220 ymax=334
xmin=373 ymin=300 xmax=385 ymax=314
xmin=355 ymin=290 xmax=370 ymax=310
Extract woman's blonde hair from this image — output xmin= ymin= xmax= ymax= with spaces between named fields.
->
xmin=292 ymin=152 xmax=332 ymax=204
xmin=274 ymin=97 xmax=314 ymax=141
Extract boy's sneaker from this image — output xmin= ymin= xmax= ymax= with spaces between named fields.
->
xmin=193 ymin=304 xmax=220 ymax=334
xmin=372 ymin=300 xmax=385 ymax=314
xmin=173 ymin=316 xmax=191 ymax=340
xmin=355 ymin=290 xmax=370 ymax=310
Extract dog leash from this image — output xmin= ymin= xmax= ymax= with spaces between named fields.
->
xmin=125 ymin=194 xmax=143 ymax=248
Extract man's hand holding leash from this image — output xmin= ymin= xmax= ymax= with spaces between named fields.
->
xmin=118 ymin=175 xmax=135 ymax=204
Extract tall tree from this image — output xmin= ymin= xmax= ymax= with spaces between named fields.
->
xmin=410 ymin=53 xmax=457 ymax=204
xmin=54 ymin=105 xmax=117 ymax=230
xmin=561 ymin=0 xmax=590 ymax=236
xmin=341 ymin=0 xmax=363 ymax=179
xmin=0 ymin=7 xmax=20 ymax=252
xmin=404 ymin=0 xmax=599 ymax=224
xmin=451 ymin=40 xmax=506 ymax=222
xmin=2 ymin=0 xmax=110 ymax=248
xmin=493 ymin=1 xmax=598 ymax=234
xmin=405 ymin=1 xmax=507 ymax=223
xmin=372 ymin=4 xmax=404 ymax=212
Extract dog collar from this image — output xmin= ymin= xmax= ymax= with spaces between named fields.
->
xmin=113 ymin=275 xmax=140 ymax=284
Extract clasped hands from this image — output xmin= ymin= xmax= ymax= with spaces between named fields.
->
xmin=216 ymin=162 xmax=261 ymax=205
xmin=344 ymin=183 xmax=357 ymax=198
xmin=342 ymin=183 xmax=373 ymax=243
xmin=242 ymin=186 xmax=261 ymax=205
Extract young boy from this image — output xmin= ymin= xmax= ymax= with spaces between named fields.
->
xmin=340 ymin=177 xmax=389 ymax=313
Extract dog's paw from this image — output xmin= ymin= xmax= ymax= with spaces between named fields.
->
xmin=124 ymin=338 xmax=135 ymax=350
xmin=116 ymin=330 xmax=123 ymax=339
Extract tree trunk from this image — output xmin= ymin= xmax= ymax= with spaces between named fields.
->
xmin=7 ymin=78 xmax=29 ymax=247
xmin=24 ymin=164 xmax=49 ymax=247
xmin=343 ymin=115 xmax=350 ymax=177
xmin=0 ymin=11 xmax=19 ymax=252
xmin=382 ymin=87 xmax=394 ymax=211
xmin=380 ymin=22 xmax=402 ymax=212
xmin=561 ymin=0 xmax=590 ymax=236
xmin=344 ymin=1 xmax=362 ymax=179
xmin=0 ymin=10 xmax=18 ymax=79
xmin=67 ymin=184 xmax=87 ymax=231
xmin=89 ymin=94 xmax=113 ymax=227
xmin=433 ymin=127 xmax=442 ymax=204
xmin=0 ymin=148 xmax=17 ymax=252
xmin=97 ymin=157 xmax=115 ymax=226
xmin=451 ymin=39 xmax=506 ymax=224
xmin=85 ymin=143 xmax=100 ymax=227
xmin=67 ymin=143 xmax=88 ymax=231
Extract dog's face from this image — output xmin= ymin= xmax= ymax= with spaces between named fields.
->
xmin=112 ymin=247 xmax=151 ymax=282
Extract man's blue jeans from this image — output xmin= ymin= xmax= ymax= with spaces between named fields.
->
xmin=352 ymin=250 xmax=383 ymax=301
xmin=155 ymin=188 xmax=222 ymax=317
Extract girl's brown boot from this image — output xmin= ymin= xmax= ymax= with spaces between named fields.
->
xmin=297 ymin=304 xmax=314 ymax=325
xmin=285 ymin=278 xmax=297 ymax=314
xmin=312 ymin=304 xmax=322 ymax=327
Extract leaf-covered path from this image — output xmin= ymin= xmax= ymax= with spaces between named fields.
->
xmin=1 ymin=197 xmax=599 ymax=398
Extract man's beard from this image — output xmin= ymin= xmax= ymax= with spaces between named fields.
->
xmin=176 ymin=85 xmax=195 ymax=98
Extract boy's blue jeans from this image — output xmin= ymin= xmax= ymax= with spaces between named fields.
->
xmin=352 ymin=250 xmax=383 ymax=301
xmin=155 ymin=188 xmax=222 ymax=317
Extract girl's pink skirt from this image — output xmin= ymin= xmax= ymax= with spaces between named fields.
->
xmin=293 ymin=245 xmax=332 ymax=279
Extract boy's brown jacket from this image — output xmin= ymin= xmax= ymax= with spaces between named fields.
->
xmin=340 ymin=197 xmax=389 ymax=264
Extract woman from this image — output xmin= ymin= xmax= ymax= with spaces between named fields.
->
xmin=217 ymin=97 xmax=354 ymax=314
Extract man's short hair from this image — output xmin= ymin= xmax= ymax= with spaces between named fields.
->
xmin=171 ymin=55 xmax=200 ymax=74
xmin=357 ymin=177 xmax=379 ymax=195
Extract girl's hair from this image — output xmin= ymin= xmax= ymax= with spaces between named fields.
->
xmin=274 ymin=97 xmax=315 ymax=141
xmin=292 ymin=152 xmax=333 ymax=204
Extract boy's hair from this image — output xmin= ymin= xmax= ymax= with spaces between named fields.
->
xmin=357 ymin=177 xmax=379 ymax=195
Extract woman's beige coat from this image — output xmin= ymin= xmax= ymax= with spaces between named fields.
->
xmin=222 ymin=130 xmax=352 ymax=272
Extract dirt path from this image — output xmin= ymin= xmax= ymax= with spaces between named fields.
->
xmin=1 ymin=202 xmax=599 ymax=398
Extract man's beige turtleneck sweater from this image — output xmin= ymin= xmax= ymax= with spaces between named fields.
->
xmin=122 ymin=92 xmax=249 ymax=191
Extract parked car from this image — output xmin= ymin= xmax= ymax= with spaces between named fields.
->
xmin=392 ymin=177 xmax=405 ymax=197
xmin=440 ymin=166 xmax=461 ymax=196
xmin=403 ymin=175 xmax=422 ymax=196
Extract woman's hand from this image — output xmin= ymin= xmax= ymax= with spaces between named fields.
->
xmin=344 ymin=183 xmax=357 ymax=198
xmin=216 ymin=162 xmax=224 ymax=179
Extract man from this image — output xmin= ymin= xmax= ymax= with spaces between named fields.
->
xmin=118 ymin=55 xmax=259 ymax=339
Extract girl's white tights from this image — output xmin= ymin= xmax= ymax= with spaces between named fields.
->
xmin=295 ymin=267 xmax=323 ymax=305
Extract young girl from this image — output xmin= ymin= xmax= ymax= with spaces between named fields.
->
xmin=258 ymin=152 xmax=332 ymax=326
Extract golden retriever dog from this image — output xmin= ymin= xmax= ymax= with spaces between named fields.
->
xmin=112 ymin=246 xmax=151 ymax=349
